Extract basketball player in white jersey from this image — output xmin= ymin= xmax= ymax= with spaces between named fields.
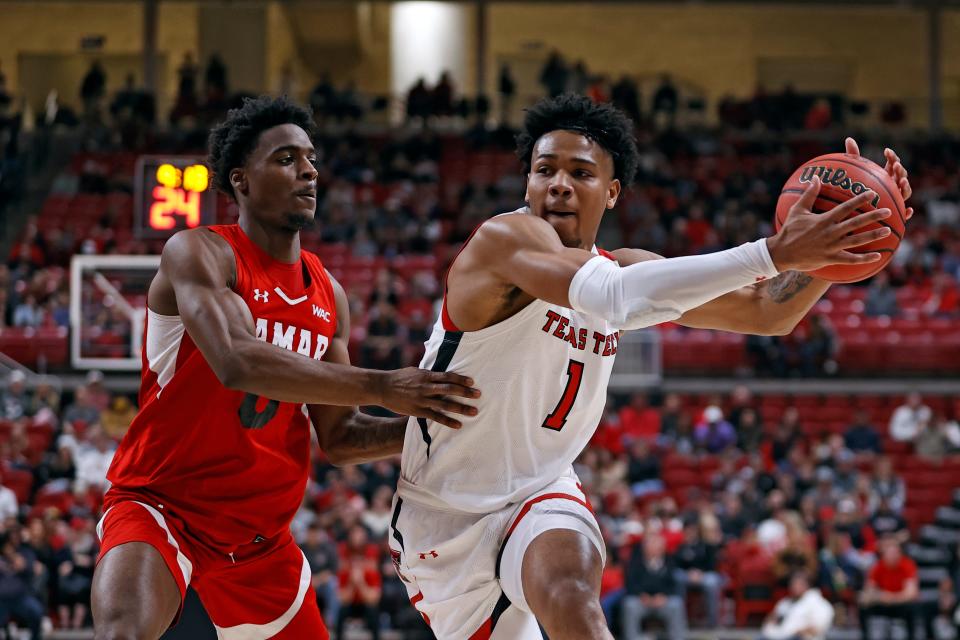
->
xmin=388 ymin=95 xmax=913 ymax=640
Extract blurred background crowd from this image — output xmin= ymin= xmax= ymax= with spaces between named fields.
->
xmin=2 ymin=3 xmax=960 ymax=638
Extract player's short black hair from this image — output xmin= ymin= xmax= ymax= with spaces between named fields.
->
xmin=515 ymin=94 xmax=639 ymax=186
xmin=208 ymin=95 xmax=315 ymax=199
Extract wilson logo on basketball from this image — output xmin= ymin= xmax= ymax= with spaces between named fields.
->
xmin=798 ymin=165 xmax=881 ymax=207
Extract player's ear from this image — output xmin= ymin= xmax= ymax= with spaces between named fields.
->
xmin=230 ymin=168 xmax=248 ymax=196
xmin=606 ymin=178 xmax=621 ymax=210
xmin=523 ymin=174 xmax=530 ymax=203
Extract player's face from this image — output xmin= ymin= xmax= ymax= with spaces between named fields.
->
xmin=525 ymin=130 xmax=621 ymax=249
xmin=231 ymin=123 xmax=318 ymax=233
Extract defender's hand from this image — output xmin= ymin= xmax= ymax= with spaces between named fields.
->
xmin=844 ymin=137 xmax=914 ymax=219
xmin=766 ymin=175 xmax=892 ymax=272
xmin=376 ymin=368 xmax=480 ymax=429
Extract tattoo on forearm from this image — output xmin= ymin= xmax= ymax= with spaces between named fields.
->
xmin=766 ymin=271 xmax=814 ymax=304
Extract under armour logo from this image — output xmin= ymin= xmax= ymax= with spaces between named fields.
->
xmin=418 ymin=550 xmax=439 ymax=559
xmin=253 ymin=289 xmax=269 ymax=303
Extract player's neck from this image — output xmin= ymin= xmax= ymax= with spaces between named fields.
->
xmin=238 ymin=216 xmax=301 ymax=264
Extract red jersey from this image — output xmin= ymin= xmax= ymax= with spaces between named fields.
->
xmin=106 ymin=224 xmax=338 ymax=553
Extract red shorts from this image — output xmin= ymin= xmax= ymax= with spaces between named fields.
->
xmin=97 ymin=498 xmax=328 ymax=640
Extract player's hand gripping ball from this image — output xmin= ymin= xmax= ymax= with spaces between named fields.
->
xmin=776 ymin=152 xmax=907 ymax=283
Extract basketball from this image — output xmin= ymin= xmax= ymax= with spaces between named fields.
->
xmin=775 ymin=152 xmax=906 ymax=283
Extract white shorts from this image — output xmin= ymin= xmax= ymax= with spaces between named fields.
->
xmin=388 ymin=470 xmax=605 ymax=640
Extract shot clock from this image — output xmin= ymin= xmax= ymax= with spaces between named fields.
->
xmin=134 ymin=156 xmax=217 ymax=238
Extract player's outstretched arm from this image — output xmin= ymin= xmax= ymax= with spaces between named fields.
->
xmin=474 ymin=187 xmax=889 ymax=331
xmin=306 ymin=275 xmax=476 ymax=466
xmin=156 ymin=230 xmax=479 ymax=420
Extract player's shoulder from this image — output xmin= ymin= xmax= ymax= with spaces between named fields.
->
xmin=470 ymin=208 xmax=560 ymax=253
xmin=163 ymin=227 xmax=232 ymax=259
xmin=321 ymin=267 xmax=348 ymax=304
xmin=160 ymin=227 xmax=235 ymax=280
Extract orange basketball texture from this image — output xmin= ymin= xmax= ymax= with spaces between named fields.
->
xmin=774 ymin=153 xmax=906 ymax=283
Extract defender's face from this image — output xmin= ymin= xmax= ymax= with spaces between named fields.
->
xmin=230 ymin=123 xmax=318 ymax=232
xmin=525 ymin=130 xmax=620 ymax=249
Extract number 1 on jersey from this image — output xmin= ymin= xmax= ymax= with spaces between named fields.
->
xmin=542 ymin=359 xmax=585 ymax=431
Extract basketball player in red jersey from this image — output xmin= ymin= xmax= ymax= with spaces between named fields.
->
xmin=90 ymin=96 xmax=480 ymax=640
xmin=390 ymin=95 xmax=912 ymax=640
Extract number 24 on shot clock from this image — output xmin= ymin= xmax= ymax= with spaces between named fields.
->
xmin=134 ymin=156 xmax=217 ymax=238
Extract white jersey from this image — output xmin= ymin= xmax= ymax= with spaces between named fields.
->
xmin=398 ymin=221 xmax=619 ymax=514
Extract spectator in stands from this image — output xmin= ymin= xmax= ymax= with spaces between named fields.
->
xmin=694 ymin=405 xmax=736 ymax=454
xmin=744 ymin=335 xmax=790 ymax=378
xmin=773 ymin=513 xmax=818 ymax=583
xmin=432 ymin=72 xmax=454 ymax=117
xmin=845 ymin=409 xmax=883 ymax=457
xmin=719 ymin=491 xmax=748 ymax=540
xmin=73 ymin=426 xmax=115 ymax=495
xmin=497 ymin=63 xmax=516 ymax=125
xmin=611 ymin=75 xmax=642 ymax=124
xmin=736 ymin=407 xmax=764 ymax=453
xmin=204 ymin=53 xmax=228 ymax=98
xmin=622 ymin=531 xmax=687 ymax=640
xmin=300 ymin=522 xmax=340 ymax=626
xmin=406 ymin=78 xmax=432 ymax=124
xmin=61 ymin=387 xmax=99 ymax=431
xmin=99 ymin=395 xmax=136 ymax=439
xmin=652 ymin=74 xmax=679 ymax=127
xmin=772 ymin=407 xmax=802 ymax=464
xmin=1 ymin=370 xmax=29 ymax=420
xmin=859 ymin=537 xmax=920 ymax=640
xmin=0 ymin=480 xmax=17 ymax=521
xmin=727 ymin=385 xmax=756 ymax=430
xmin=672 ymin=520 xmax=723 ymax=628
xmin=82 ymin=371 xmax=110 ymax=412
xmin=657 ymin=393 xmax=685 ymax=446
xmin=833 ymin=449 xmax=859 ymax=494
xmin=922 ymin=273 xmax=959 ymax=317
xmin=809 ymin=467 xmax=840 ymax=512
xmin=173 ymin=52 xmax=199 ymax=118
xmin=35 ymin=438 xmax=75 ymax=489
xmin=361 ymin=486 xmax=393 ymax=539
xmin=79 ymin=60 xmax=106 ymax=118
xmin=620 ymin=392 xmax=660 ymax=442
xmin=804 ymin=98 xmax=833 ymax=131
xmin=799 ymin=314 xmax=838 ymax=376
xmin=29 ymin=378 xmax=60 ymax=419
xmin=818 ymin=530 xmax=865 ymax=597
xmin=834 ymin=498 xmax=876 ymax=558
xmin=539 ymin=51 xmax=569 ymax=98
xmin=627 ymin=438 xmax=663 ymax=497
xmin=865 ymin=271 xmax=899 ymax=317
xmin=0 ymin=528 xmax=44 ymax=640
xmin=760 ymin=571 xmax=834 ymax=640
xmin=915 ymin=412 xmax=960 ymax=459
xmin=595 ymin=448 xmax=627 ymax=496
xmin=55 ymin=518 xmax=97 ymax=630
xmin=12 ymin=294 xmax=42 ymax=328
xmin=869 ymin=456 xmax=906 ymax=514
xmin=889 ymin=392 xmax=933 ymax=443
xmin=361 ymin=301 xmax=403 ymax=370
xmin=336 ymin=524 xmax=381 ymax=640
xmin=870 ymin=497 xmax=909 ymax=544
